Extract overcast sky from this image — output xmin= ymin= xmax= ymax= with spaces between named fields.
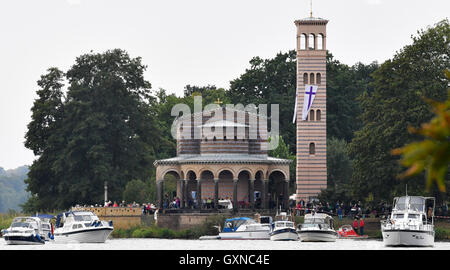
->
xmin=0 ymin=0 xmax=448 ymax=169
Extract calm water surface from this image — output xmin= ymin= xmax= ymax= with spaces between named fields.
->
xmin=1 ymin=238 xmax=449 ymax=250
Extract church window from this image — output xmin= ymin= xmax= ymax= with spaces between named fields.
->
xmin=316 ymin=110 xmax=321 ymax=121
xmin=309 ymin=143 xmax=316 ymax=155
xmin=316 ymin=73 xmax=321 ymax=84
xmin=303 ymin=73 xmax=308 ymax=84
xmin=308 ymin=34 xmax=315 ymax=50
xmin=300 ymin=34 xmax=307 ymax=50
xmin=317 ymin=34 xmax=324 ymax=50
xmin=309 ymin=109 xmax=315 ymax=121
xmin=310 ymin=73 xmax=315 ymax=84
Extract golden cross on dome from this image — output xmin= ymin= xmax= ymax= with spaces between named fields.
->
xmin=214 ymin=98 xmax=223 ymax=105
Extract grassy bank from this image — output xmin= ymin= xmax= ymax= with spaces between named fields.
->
xmin=112 ymin=214 xmax=226 ymax=239
xmin=0 ymin=212 xmax=19 ymax=232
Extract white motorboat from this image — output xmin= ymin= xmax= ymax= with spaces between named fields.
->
xmin=219 ymin=216 xmax=273 ymax=240
xmin=270 ymin=212 xmax=298 ymax=241
xmin=297 ymin=212 xmax=337 ymax=242
xmin=2 ymin=217 xmax=46 ymax=245
xmin=53 ymin=211 xmax=113 ymax=243
xmin=33 ymin=214 xmax=54 ymax=241
xmin=381 ymin=195 xmax=435 ymax=247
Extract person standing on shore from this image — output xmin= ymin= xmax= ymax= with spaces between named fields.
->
xmin=359 ymin=218 xmax=365 ymax=235
xmin=352 ymin=218 xmax=359 ymax=235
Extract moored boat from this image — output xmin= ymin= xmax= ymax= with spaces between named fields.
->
xmin=270 ymin=212 xmax=298 ymax=241
xmin=297 ymin=212 xmax=337 ymax=242
xmin=219 ymin=216 xmax=273 ymax=240
xmin=381 ymin=195 xmax=435 ymax=247
xmin=53 ymin=211 xmax=113 ymax=243
xmin=337 ymin=225 xmax=368 ymax=239
xmin=2 ymin=217 xmax=46 ymax=245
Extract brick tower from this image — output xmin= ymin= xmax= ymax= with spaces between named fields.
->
xmin=294 ymin=15 xmax=328 ymax=202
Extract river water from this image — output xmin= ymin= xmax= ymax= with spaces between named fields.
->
xmin=1 ymin=237 xmax=449 ymax=250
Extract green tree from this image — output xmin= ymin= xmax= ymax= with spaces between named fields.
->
xmin=348 ymin=20 xmax=450 ymax=202
xmin=228 ymin=51 xmax=297 ymax=154
xmin=326 ymin=53 xmax=378 ymax=142
xmin=122 ymin=179 xmax=151 ymax=204
xmin=24 ymin=49 xmax=162 ymax=211
xmin=392 ymin=70 xmax=450 ymax=193
xmin=318 ymin=138 xmax=353 ymax=203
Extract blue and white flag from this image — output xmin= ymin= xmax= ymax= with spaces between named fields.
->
xmin=301 ymin=84 xmax=318 ymax=121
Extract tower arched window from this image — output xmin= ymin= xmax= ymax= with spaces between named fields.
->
xmin=303 ymin=73 xmax=308 ymax=84
xmin=308 ymin=34 xmax=315 ymax=50
xmin=316 ymin=110 xmax=321 ymax=121
xmin=310 ymin=73 xmax=315 ymax=85
xmin=309 ymin=109 xmax=315 ymax=121
xmin=317 ymin=34 xmax=324 ymax=50
xmin=309 ymin=143 xmax=316 ymax=155
xmin=316 ymin=73 xmax=321 ymax=85
xmin=300 ymin=34 xmax=307 ymax=50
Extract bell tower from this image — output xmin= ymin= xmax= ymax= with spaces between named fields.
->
xmin=294 ymin=15 xmax=328 ymax=202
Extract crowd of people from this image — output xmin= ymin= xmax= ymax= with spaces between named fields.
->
xmin=291 ymin=199 xmax=393 ymax=219
xmin=80 ymin=197 xmax=449 ymax=219
xmin=291 ymin=199 xmax=449 ymax=219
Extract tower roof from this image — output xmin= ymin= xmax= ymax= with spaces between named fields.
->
xmin=294 ymin=17 xmax=328 ymax=25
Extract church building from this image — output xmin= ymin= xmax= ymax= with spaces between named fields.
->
xmin=154 ymin=105 xmax=291 ymax=210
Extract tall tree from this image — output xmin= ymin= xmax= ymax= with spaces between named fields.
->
xmin=348 ymin=20 xmax=450 ymax=202
xmin=24 ymin=49 xmax=161 ymax=211
xmin=326 ymin=54 xmax=378 ymax=142
xmin=228 ymin=51 xmax=297 ymax=154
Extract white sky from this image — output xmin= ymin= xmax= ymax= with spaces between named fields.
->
xmin=0 ymin=0 xmax=448 ymax=169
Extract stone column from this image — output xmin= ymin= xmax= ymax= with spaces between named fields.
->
xmin=157 ymin=180 xmax=164 ymax=209
xmin=233 ymin=179 xmax=238 ymax=211
xmin=180 ymin=179 xmax=185 ymax=209
xmin=249 ymin=179 xmax=255 ymax=209
xmin=284 ymin=179 xmax=289 ymax=211
xmin=214 ymin=179 xmax=219 ymax=210
xmin=183 ymin=179 xmax=188 ymax=209
xmin=196 ymin=179 xmax=202 ymax=209
xmin=262 ymin=179 xmax=268 ymax=209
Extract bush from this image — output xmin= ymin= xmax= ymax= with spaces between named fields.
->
xmin=435 ymin=228 xmax=450 ymax=240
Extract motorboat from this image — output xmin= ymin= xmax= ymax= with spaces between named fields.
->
xmin=337 ymin=225 xmax=368 ymax=239
xmin=33 ymin=214 xmax=55 ymax=241
xmin=297 ymin=212 xmax=337 ymax=242
xmin=53 ymin=211 xmax=113 ymax=243
xmin=381 ymin=195 xmax=435 ymax=247
xmin=219 ymin=216 xmax=273 ymax=240
xmin=270 ymin=212 xmax=298 ymax=241
xmin=2 ymin=217 xmax=46 ymax=245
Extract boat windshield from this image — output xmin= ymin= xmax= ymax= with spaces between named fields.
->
xmin=394 ymin=196 xmax=426 ymax=212
xmin=395 ymin=197 xmax=407 ymax=210
xmin=223 ymin=218 xmax=255 ymax=232
xmin=304 ymin=218 xmax=325 ymax=224
xmin=73 ymin=215 xmax=94 ymax=222
xmin=408 ymin=214 xmax=420 ymax=219
xmin=409 ymin=197 xmax=425 ymax=212
xmin=276 ymin=222 xmax=293 ymax=228
xmin=393 ymin=214 xmax=404 ymax=219
xmin=302 ymin=223 xmax=329 ymax=229
xmin=11 ymin=222 xmax=31 ymax=228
